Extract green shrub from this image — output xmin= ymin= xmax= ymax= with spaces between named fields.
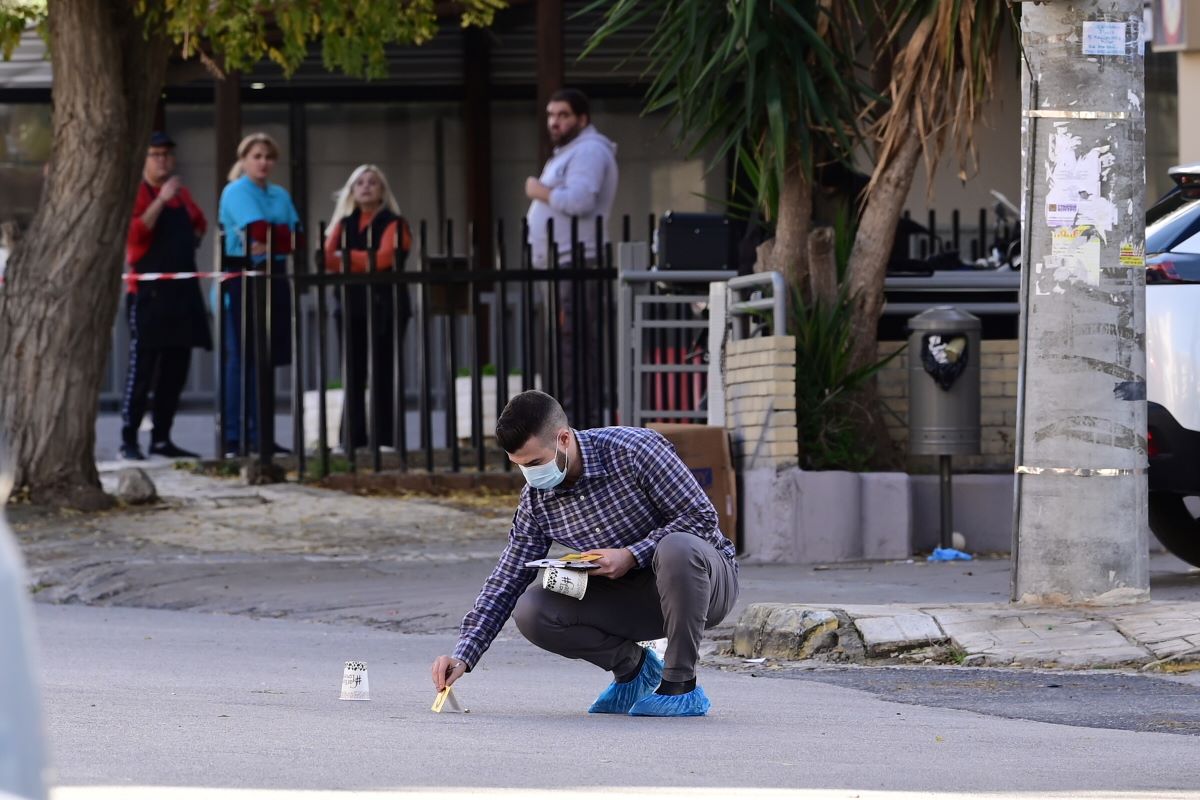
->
xmin=792 ymin=284 xmax=903 ymax=471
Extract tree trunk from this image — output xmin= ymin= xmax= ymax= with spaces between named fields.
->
xmin=846 ymin=136 xmax=922 ymax=374
xmin=0 ymin=0 xmax=170 ymax=509
xmin=806 ymin=226 xmax=837 ymax=308
xmin=839 ymin=136 xmax=922 ymax=470
xmin=757 ymin=159 xmax=812 ymax=297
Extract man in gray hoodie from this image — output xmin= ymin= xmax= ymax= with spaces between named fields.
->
xmin=525 ymin=89 xmax=619 ymax=420
xmin=525 ymin=89 xmax=619 ymax=268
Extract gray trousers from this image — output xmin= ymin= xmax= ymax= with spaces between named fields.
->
xmin=512 ymin=532 xmax=739 ymax=683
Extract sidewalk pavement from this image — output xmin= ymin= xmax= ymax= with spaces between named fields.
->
xmin=11 ymin=458 xmax=1200 ymax=676
xmin=732 ymin=600 xmax=1200 ymax=673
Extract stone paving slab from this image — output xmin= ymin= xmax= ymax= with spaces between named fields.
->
xmin=736 ymin=600 xmax=1200 ymax=670
xmin=1096 ymin=602 xmax=1200 ymax=660
xmin=927 ymin=607 xmax=1152 ymax=668
xmin=853 ymin=613 xmax=946 ymax=656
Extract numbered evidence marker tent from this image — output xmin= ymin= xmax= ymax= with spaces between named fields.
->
xmin=340 ymin=661 xmax=370 ymax=701
xmin=431 ymin=686 xmax=468 ymax=714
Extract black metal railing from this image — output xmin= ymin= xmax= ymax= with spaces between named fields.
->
xmin=216 ymin=215 xmax=638 ymax=479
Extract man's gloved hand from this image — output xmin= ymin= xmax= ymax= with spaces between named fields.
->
xmin=583 ymin=548 xmax=636 ymax=580
xmin=430 ymin=655 xmax=467 ymax=691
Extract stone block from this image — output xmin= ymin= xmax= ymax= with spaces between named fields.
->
xmin=726 ymin=349 xmax=797 ymax=368
xmin=725 ymin=381 xmax=795 ymax=401
xmin=116 ymin=468 xmax=157 ymax=505
xmin=980 ymin=408 xmax=1006 ymax=426
xmin=980 ymin=353 xmax=1005 ymax=369
xmin=731 ymin=425 xmax=798 ymax=445
xmin=991 ymin=367 xmax=1019 ymax=382
xmin=735 ymin=441 xmax=800 ymax=467
xmin=795 ymin=470 xmax=863 ymax=562
xmin=725 ymin=365 xmax=796 ymax=385
xmin=861 ymin=472 xmax=912 ymax=560
xmin=732 ymin=602 xmax=783 ymax=657
xmin=726 ymin=336 xmax=796 ymax=357
xmin=738 ymin=468 xmax=804 ymax=561
xmin=853 ymin=613 xmax=946 ymax=656
xmin=726 ymin=409 xmax=798 ymax=430
xmin=726 ymin=394 xmax=798 ymax=414
xmin=733 ymin=604 xmax=840 ymax=659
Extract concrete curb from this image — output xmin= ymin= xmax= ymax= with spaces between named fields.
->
xmin=732 ymin=601 xmax=1200 ymax=671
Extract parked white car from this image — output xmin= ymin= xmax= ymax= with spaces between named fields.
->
xmin=0 ymin=452 xmax=49 ymax=800
xmin=1146 ymin=163 xmax=1200 ymax=567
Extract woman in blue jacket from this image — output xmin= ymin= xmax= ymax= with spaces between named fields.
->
xmin=218 ymin=132 xmax=300 ymax=456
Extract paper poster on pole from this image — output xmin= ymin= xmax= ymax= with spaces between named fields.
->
xmin=1048 ymin=226 xmax=1102 ymax=287
xmin=1045 ymin=136 xmax=1101 ymax=229
xmin=1081 ymin=21 xmax=1128 ymax=56
xmin=1119 ymin=240 xmax=1145 ymax=267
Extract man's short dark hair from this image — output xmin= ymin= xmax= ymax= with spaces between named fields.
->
xmin=148 ymin=131 xmax=176 ymax=149
xmin=549 ymin=89 xmax=590 ymax=120
xmin=495 ymin=391 xmax=568 ymax=453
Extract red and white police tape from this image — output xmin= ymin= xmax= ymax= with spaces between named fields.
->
xmin=123 ymin=270 xmax=267 ymax=288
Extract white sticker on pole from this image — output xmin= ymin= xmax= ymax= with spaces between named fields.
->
xmin=1081 ymin=21 xmax=1127 ymax=56
xmin=1045 ymin=133 xmax=1111 ymax=233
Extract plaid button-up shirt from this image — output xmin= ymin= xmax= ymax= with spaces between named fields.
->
xmin=452 ymin=426 xmax=737 ymax=669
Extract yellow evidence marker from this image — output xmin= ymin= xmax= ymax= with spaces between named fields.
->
xmin=560 ymin=553 xmax=602 ymax=563
xmin=432 ymin=686 xmax=469 ymax=714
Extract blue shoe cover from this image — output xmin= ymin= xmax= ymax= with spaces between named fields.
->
xmin=628 ymin=685 xmax=711 ymax=717
xmin=588 ymin=648 xmax=663 ymax=714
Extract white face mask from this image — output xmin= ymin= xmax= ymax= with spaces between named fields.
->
xmin=519 ymin=435 xmax=569 ymax=490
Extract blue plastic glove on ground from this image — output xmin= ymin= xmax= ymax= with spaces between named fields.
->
xmin=588 ymin=647 xmax=663 ymax=714
xmin=928 ymin=547 xmax=973 ymax=562
xmin=628 ymin=685 xmax=711 ymax=717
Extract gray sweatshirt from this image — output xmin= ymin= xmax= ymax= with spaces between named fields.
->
xmin=526 ymin=124 xmax=619 ymax=268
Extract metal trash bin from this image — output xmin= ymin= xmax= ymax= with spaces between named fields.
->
xmin=908 ymin=307 xmax=982 ymax=455
xmin=907 ymin=307 xmax=982 ymax=550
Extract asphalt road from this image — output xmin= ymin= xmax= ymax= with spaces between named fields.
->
xmin=36 ymin=604 xmax=1200 ymax=799
xmin=784 ymin=666 xmax=1200 ymax=736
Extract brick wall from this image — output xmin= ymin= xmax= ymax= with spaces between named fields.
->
xmin=724 ymin=336 xmax=800 ymax=470
xmin=876 ymin=339 xmax=1019 ymax=472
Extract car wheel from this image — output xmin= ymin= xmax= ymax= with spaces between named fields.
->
xmin=1148 ymin=491 xmax=1200 ymax=567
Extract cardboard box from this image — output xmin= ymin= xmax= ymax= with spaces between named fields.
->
xmin=648 ymin=423 xmax=739 ymax=551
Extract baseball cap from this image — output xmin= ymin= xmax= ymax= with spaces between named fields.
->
xmin=148 ymin=131 xmax=176 ymax=148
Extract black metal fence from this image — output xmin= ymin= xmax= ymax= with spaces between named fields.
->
xmin=216 ymin=215 xmax=648 ymax=479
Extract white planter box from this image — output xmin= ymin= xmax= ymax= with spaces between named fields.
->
xmin=303 ymin=388 xmax=344 ymax=452
xmin=455 ymin=375 xmax=535 ymax=440
xmin=740 ymin=468 xmax=913 ymax=563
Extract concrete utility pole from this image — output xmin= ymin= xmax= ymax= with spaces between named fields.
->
xmin=1013 ymin=0 xmax=1149 ymax=604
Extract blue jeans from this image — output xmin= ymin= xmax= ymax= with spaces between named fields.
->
xmin=222 ymin=308 xmax=258 ymax=451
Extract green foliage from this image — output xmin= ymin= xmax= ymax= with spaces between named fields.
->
xmin=585 ymin=0 xmax=872 ymax=216
xmin=456 ymin=364 xmax=504 ymax=378
xmin=163 ymin=0 xmax=506 ymax=78
xmin=793 ymin=283 xmax=903 ymax=471
xmin=1 ymin=0 xmax=506 ymax=80
xmin=0 ymin=2 xmax=45 ymax=59
xmin=308 ymin=455 xmax=351 ymax=479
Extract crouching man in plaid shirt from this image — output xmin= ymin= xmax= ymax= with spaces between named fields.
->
xmin=430 ymin=390 xmax=739 ymax=716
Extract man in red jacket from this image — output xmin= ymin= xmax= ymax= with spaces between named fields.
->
xmin=120 ymin=131 xmax=212 ymax=460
